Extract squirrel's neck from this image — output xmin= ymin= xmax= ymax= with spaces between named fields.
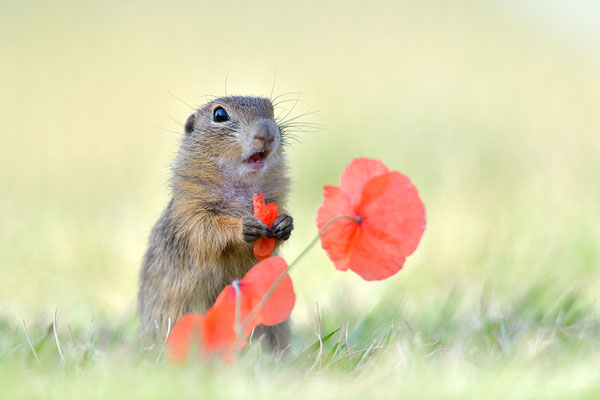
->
xmin=171 ymin=158 xmax=290 ymax=211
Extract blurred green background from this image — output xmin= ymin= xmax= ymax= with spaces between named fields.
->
xmin=1 ymin=0 xmax=599 ymax=397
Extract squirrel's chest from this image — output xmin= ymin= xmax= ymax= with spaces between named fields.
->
xmin=221 ymin=183 xmax=262 ymax=210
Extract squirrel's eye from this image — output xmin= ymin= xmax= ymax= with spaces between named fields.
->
xmin=213 ymin=107 xmax=230 ymax=123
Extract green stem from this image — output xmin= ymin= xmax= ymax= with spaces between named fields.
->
xmin=240 ymin=215 xmax=360 ymax=333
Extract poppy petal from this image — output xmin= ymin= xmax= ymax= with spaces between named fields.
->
xmin=240 ymin=256 xmax=295 ymax=327
xmin=348 ymin=172 xmax=425 ymax=280
xmin=358 ymin=172 xmax=426 ymax=258
xmin=316 ymin=185 xmax=360 ymax=272
xmin=253 ymin=192 xmax=279 ymax=227
xmin=204 ymin=286 xmax=237 ymax=348
xmin=254 ymin=237 xmax=277 ymax=261
xmin=264 ymin=203 xmax=279 ymax=227
xmin=166 ymin=313 xmax=205 ymax=364
xmin=209 ymin=257 xmax=295 ymax=339
xmin=339 ymin=158 xmax=389 ymax=206
xmin=253 ymin=191 xmax=267 ymax=220
xmin=253 ymin=192 xmax=279 ymax=260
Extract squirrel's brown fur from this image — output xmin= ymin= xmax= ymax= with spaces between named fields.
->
xmin=138 ymin=96 xmax=293 ymax=350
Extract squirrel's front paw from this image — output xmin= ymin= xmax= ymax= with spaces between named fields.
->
xmin=242 ymin=216 xmax=270 ymax=243
xmin=270 ymin=214 xmax=294 ymax=241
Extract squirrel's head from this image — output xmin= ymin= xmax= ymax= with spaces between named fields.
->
xmin=179 ymin=96 xmax=284 ymax=180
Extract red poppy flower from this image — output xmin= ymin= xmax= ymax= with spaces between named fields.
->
xmin=253 ymin=191 xmax=279 ymax=260
xmin=164 ymin=313 xmax=205 ymax=364
xmin=166 ymin=256 xmax=295 ymax=363
xmin=316 ymin=158 xmax=426 ymax=281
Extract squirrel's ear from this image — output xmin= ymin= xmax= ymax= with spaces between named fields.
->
xmin=184 ymin=113 xmax=196 ymax=134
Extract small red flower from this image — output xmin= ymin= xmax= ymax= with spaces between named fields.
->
xmin=166 ymin=256 xmax=295 ymax=363
xmin=317 ymin=158 xmax=426 ymax=281
xmin=253 ymin=191 xmax=278 ymax=260
xmin=210 ymin=255 xmax=294 ymax=338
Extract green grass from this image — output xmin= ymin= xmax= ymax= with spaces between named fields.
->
xmin=3 ymin=286 xmax=600 ymax=399
xmin=1 ymin=0 xmax=600 ymax=398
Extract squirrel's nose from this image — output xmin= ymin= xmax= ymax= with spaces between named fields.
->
xmin=252 ymin=119 xmax=278 ymax=145
xmin=254 ymin=135 xmax=274 ymax=145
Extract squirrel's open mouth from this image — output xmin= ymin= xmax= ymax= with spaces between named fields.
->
xmin=246 ymin=151 xmax=268 ymax=170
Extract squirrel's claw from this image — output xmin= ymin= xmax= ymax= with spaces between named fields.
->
xmin=242 ymin=214 xmax=293 ymax=243
xmin=242 ymin=216 xmax=270 ymax=243
xmin=270 ymin=214 xmax=294 ymax=241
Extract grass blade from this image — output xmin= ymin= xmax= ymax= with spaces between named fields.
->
xmin=22 ymin=320 xmax=40 ymax=366
xmin=293 ymin=327 xmax=340 ymax=365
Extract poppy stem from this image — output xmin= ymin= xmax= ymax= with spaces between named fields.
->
xmin=289 ymin=215 xmax=360 ymax=270
xmin=232 ymin=280 xmax=242 ymax=353
xmin=241 ymin=215 xmax=359 ymax=332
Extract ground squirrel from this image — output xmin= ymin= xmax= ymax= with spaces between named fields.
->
xmin=138 ymin=96 xmax=294 ymax=350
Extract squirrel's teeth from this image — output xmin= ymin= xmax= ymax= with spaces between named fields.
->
xmin=249 ymin=153 xmax=262 ymax=162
